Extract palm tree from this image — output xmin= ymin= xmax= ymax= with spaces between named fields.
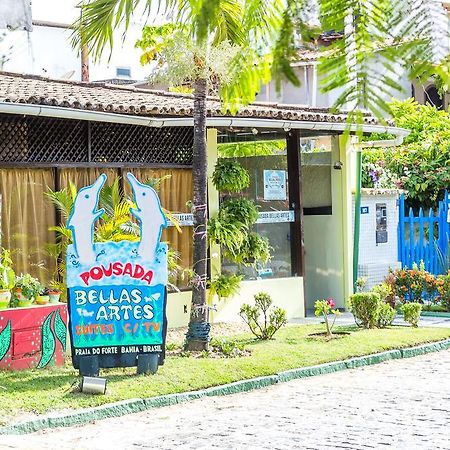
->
xmin=74 ymin=0 xmax=279 ymax=351
xmin=73 ymin=0 xmax=448 ymax=351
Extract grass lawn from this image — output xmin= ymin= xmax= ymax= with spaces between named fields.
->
xmin=1 ymin=324 xmax=450 ymax=426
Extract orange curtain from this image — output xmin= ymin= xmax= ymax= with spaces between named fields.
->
xmin=0 ymin=169 xmax=56 ymax=283
xmin=126 ymin=168 xmax=193 ymax=287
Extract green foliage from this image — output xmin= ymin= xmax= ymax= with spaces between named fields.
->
xmin=14 ymin=274 xmax=42 ymax=300
xmin=219 ymin=198 xmax=259 ymax=228
xmin=400 ymin=302 xmax=422 ymax=328
xmin=210 ymin=337 xmax=247 ymax=357
xmin=0 ymin=249 xmax=15 ymax=291
xmin=386 ymin=266 xmax=437 ymax=303
xmin=348 ymin=292 xmax=381 ymax=329
xmin=232 ymin=232 xmax=271 ymax=266
xmin=239 ymin=292 xmax=287 ymax=340
xmin=372 ymin=282 xmax=395 ymax=308
xmin=315 ymin=1 xmax=442 ymax=122
xmin=377 ymin=303 xmax=396 ymax=328
xmin=436 ymin=273 xmax=450 ymax=312
xmin=208 ymin=216 xmax=246 ymax=257
xmin=314 ymin=298 xmax=341 ymax=337
xmin=218 ymin=140 xmax=286 ymax=158
xmin=208 ymin=273 xmax=242 ymax=301
xmin=363 ymin=99 xmax=450 ymax=209
xmin=212 ymin=160 xmax=250 ymax=193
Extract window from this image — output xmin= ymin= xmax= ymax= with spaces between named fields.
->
xmin=217 ymin=131 xmax=294 ymax=280
xmin=116 ymin=67 xmax=131 ymax=78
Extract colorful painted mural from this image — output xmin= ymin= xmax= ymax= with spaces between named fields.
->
xmin=67 ymin=173 xmax=168 ymax=372
xmin=0 ymin=304 xmax=67 ymax=370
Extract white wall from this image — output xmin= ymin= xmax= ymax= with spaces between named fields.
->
xmin=353 ymin=191 xmax=401 ymax=289
xmin=1 ymin=0 xmax=158 ymax=82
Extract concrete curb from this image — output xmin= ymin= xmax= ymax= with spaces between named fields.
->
xmin=2 ymin=338 xmax=450 ymax=435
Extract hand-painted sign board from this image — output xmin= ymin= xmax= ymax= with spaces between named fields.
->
xmin=0 ymin=304 xmax=67 ymax=371
xmin=66 ymin=173 xmax=168 ymax=375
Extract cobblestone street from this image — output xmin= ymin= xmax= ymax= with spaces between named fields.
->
xmin=3 ymin=350 xmax=450 ymax=450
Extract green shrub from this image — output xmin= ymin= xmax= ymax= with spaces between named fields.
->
xmin=348 ymin=292 xmax=381 ymax=328
xmin=239 ymin=292 xmax=287 ymax=340
xmin=212 ymin=160 xmax=250 ymax=193
xmin=400 ymin=302 xmax=422 ymax=327
xmin=208 ymin=273 xmax=242 ymax=301
xmin=219 ymin=198 xmax=259 ymax=227
xmin=232 ymin=232 xmax=271 ymax=266
xmin=210 ymin=338 xmax=247 ymax=357
xmin=377 ymin=302 xmax=396 ymax=328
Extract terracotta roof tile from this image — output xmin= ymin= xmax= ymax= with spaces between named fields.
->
xmin=0 ymin=71 xmax=378 ymax=124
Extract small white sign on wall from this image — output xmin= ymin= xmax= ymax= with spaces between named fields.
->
xmin=263 ymin=170 xmax=287 ymax=201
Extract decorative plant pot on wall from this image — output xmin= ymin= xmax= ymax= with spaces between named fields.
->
xmin=36 ymin=295 xmax=50 ymax=305
xmin=14 ymin=288 xmax=34 ymax=308
xmin=48 ymin=291 xmax=61 ymax=303
xmin=0 ymin=289 xmax=11 ymax=310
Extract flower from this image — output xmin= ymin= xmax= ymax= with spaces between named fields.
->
xmin=326 ymin=297 xmax=335 ymax=308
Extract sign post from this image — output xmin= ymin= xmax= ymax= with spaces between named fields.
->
xmin=66 ymin=173 xmax=168 ymax=376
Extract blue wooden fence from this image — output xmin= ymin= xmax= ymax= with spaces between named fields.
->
xmin=398 ymin=191 xmax=450 ymax=274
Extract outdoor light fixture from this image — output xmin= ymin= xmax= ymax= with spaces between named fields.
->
xmin=81 ymin=376 xmax=107 ymax=395
xmin=333 ymin=161 xmax=343 ymax=170
xmin=251 ymin=127 xmax=258 ymax=135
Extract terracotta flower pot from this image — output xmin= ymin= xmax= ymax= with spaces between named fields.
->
xmin=48 ymin=291 xmax=61 ymax=303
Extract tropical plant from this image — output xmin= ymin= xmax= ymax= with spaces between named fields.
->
xmin=208 ymin=273 xmax=243 ymax=301
xmin=363 ymin=99 xmax=450 ymax=209
xmin=219 ymin=198 xmax=259 ymax=228
xmin=348 ymin=292 xmax=381 ymax=329
xmin=377 ymin=302 xmax=396 ymax=328
xmin=436 ymin=272 xmax=450 ymax=312
xmin=372 ymin=282 xmax=395 ymax=308
xmin=400 ymin=302 xmax=422 ymax=327
xmin=232 ymin=232 xmax=271 ymax=266
xmin=314 ymin=297 xmax=341 ymax=338
xmin=212 ymin=160 xmax=251 ymax=193
xmin=207 ymin=216 xmax=246 ymax=258
xmin=14 ymin=274 xmax=42 ymax=301
xmin=239 ymin=292 xmax=287 ymax=340
xmin=0 ymin=249 xmax=15 ymax=291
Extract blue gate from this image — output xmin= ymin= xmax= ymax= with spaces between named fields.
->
xmin=398 ymin=191 xmax=450 ymax=275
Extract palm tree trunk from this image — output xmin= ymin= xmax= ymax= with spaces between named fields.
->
xmin=185 ymin=77 xmax=210 ymax=351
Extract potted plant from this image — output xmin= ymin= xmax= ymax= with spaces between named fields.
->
xmin=48 ymin=286 xmax=62 ymax=303
xmin=0 ymin=249 xmax=15 ymax=310
xmin=14 ymin=274 xmax=42 ymax=308
xmin=36 ymin=287 xmax=50 ymax=305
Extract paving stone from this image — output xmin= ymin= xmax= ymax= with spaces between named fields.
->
xmin=2 ymin=350 xmax=450 ymax=449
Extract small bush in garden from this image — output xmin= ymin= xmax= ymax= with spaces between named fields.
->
xmin=354 ymin=277 xmax=367 ymax=292
xmin=373 ymin=282 xmax=395 ymax=308
xmin=400 ymin=302 xmax=422 ymax=327
xmin=377 ymin=303 xmax=396 ymax=328
xmin=436 ymin=273 xmax=450 ymax=312
xmin=314 ymin=297 xmax=341 ymax=338
xmin=387 ymin=266 xmax=437 ymax=303
xmin=210 ymin=338 xmax=248 ymax=357
xmin=348 ymin=292 xmax=381 ymax=328
xmin=239 ymin=292 xmax=287 ymax=340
